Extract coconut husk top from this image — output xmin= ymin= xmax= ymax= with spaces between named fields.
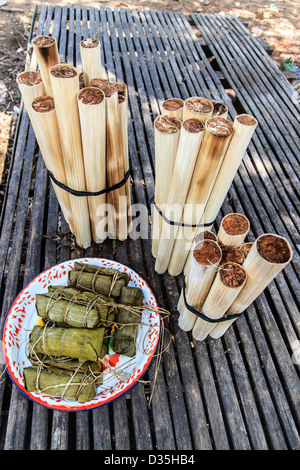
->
xmin=236 ymin=114 xmax=257 ymax=126
xmin=183 ymin=118 xmax=204 ymax=133
xmin=162 ymin=98 xmax=184 ymax=111
xmin=220 ymin=263 xmax=247 ymax=288
xmin=50 ymin=64 xmax=78 ymax=79
xmin=17 ymin=71 xmax=43 ymax=86
xmin=32 ymin=95 xmax=55 ymax=113
xmin=78 ymin=87 xmax=105 ymax=105
xmin=212 ymin=101 xmax=228 ymax=116
xmin=222 ymin=214 xmax=249 ymax=235
xmin=90 ymin=79 xmax=118 ymax=98
xmin=81 ymin=38 xmax=100 ymax=48
xmin=185 ymin=97 xmax=213 ymax=113
xmin=193 ymin=240 xmax=222 ymax=266
xmin=155 ymin=115 xmax=182 ymax=134
xmin=206 ymin=117 xmax=234 ymax=136
xmin=220 ymin=245 xmax=244 ymax=265
xmin=257 ymin=234 xmax=291 ymax=264
xmin=32 ymin=35 xmax=56 ymax=48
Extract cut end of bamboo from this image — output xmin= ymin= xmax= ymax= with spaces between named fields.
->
xmin=236 ymin=114 xmax=258 ymax=127
xmin=162 ymin=98 xmax=184 ymax=114
xmin=32 ymin=35 xmax=57 ymax=48
xmin=80 ymin=38 xmax=100 ymax=49
xmin=195 ymin=230 xmax=217 ymax=244
xmin=78 ymin=87 xmax=105 ymax=105
xmin=31 ymin=95 xmax=55 ymax=113
xmin=154 ymin=115 xmax=182 ymax=134
xmin=182 ymin=118 xmax=204 ymax=133
xmin=184 ymin=96 xmax=213 ymax=114
xmin=220 ymin=245 xmax=245 ymax=265
xmin=212 ymin=101 xmax=228 ymax=118
xmin=50 ymin=63 xmax=78 ymax=79
xmin=205 ymin=116 xmax=234 ymax=136
xmin=256 ymin=233 xmax=292 ymax=265
xmin=193 ymin=239 xmax=222 ymax=266
xmin=17 ymin=70 xmax=43 ymax=86
xmin=90 ymin=78 xmax=118 ymax=98
xmin=218 ymin=212 xmax=250 ymax=247
xmin=219 ymin=262 xmax=247 ymax=288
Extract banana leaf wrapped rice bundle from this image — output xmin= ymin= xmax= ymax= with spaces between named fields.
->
xmin=67 ymin=262 xmax=130 ymax=298
xmin=112 ymin=286 xmax=144 ymax=357
xmin=36 ymin=285 xmax=114 ymax=328
xmin=28 ymin=354 xmax=104 ymax=385
xmin=28 ymin=324 xmax=105 ymax=362
xmin=23 ymin=366 xmax=97 ymax=402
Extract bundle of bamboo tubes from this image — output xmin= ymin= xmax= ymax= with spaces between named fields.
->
xmin=17 ymin=35 xmax=131 ymax=248
xmin=177 ymin=213 xmax=293 ymax=341
xmin=152 ymin=96 xmax=258 ymax=276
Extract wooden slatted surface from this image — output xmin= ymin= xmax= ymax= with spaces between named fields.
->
xmin=0 ymin=5 xmax=299 ymax=451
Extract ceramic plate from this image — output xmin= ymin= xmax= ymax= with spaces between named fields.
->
xmin=2 ymin=258 xmax=160 ymax=411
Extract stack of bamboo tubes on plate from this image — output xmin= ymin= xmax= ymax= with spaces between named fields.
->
xmin=17 ymin=35 xmax=131 ymax=249
xmin=152 ymin=96 xmax=258 ymax=276
xmin=178 ymin=212 xmax=293 ymax=341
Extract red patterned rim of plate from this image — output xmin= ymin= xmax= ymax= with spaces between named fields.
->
xmin=1 ymin=258 xmax=160 ymax=411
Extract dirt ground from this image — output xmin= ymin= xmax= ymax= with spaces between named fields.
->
xmin=0 ymin=0 xmax=299 ymax=200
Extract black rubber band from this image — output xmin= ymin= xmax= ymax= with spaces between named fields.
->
xmin=48 ymin=169 xmax=130 ymax=197
xmin=182 ymin=278 xmax=242 ymax=323
xmin=149 ymin=196 xmax=214 ymax=228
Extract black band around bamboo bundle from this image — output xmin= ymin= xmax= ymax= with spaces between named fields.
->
xmin=182 ymin=278 xmax=241 ymax=323
xmin=149 ymin=196 xmax=214 ymax=228
xmin=48 ymin=169 xmax=130 ymax=198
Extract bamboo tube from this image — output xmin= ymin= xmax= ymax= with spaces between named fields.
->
xmin=151 ymin=115 xmax=182 ymax=257
xmin=210 ymin=234 xmax=293 ymax=339
xmin=182 ymin=96 xmax=213 ymax=123
xmin=115 ymin=83 xmax=132 ymax=228
xmin=228 ymin=233 xmax=292 ymax=314
xmin=49 ymin=64 xmax=91 ymax=249
xmin=32 ymin=36 xmax=60 ymax=96
xmin=30 ymin=96 xmax=74 ymax=231
xmin=80 ymin=38 xmax=103 ymax=87
xmin=17 ymin=71 xmax=45 ymax=118
xmin=168 ymin=117 xmax=234 ymax=276
xmin=217 ymin=213 xmax=250 ymax=247
xmin=212 ymin=100 xmax=228 ymax=118
xmin=178 ymin=239 xmax=222 ymax=331
xmin=155 ymin=118 xmax=204 ymax=274
xmin=198 ymin=114 xmax=258 ymax=229
xmin=77 ymin=87 xmax=107 ymax=243
xmin=161 ymin=98 xmax=184 ymax=119
xmin=184 ymin=230 xmax=217 ymax=275
xmin=192 ymin=262 xmax=247 ymax=341
xmin=90 ymin=79 xmax=127 ymax=240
